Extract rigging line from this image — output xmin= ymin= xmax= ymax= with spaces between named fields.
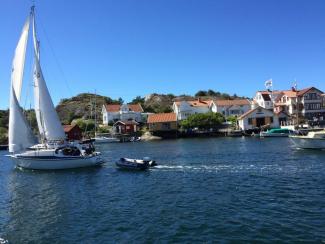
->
xmin=36 ymin=14 xmax=73 ymax=98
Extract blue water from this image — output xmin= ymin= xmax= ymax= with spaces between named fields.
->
xmin=0 ymin=137 xmax=325 ymax=242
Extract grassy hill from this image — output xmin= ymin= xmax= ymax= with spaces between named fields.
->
xmin=56 ymin=93 xmax=121 ymax=124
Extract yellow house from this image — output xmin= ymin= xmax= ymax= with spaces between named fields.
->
xmin=147 ymin=113 xmax=177 ymax=132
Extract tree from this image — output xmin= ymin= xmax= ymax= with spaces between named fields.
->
xmin=131 ymin=96 xmax=145 ymax=105
xmin=72 ymin=119 xmax=95 ymax=132
xmin=207 ymin=89 xmax=216 ymax=96
xmin=118 ymin=97 xmax=124 ymax=105
xmin=195 ymin=90 xmax=207 ymax=97
xmin=180 ymin=112 xmax=225 ymax=130
xmin=0 ymin=127 xmax=8 ymax=144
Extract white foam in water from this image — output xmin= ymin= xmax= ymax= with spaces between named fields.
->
xmin=0 ymin=238 xmax=8 ymax=244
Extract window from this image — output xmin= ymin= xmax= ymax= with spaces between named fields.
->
xmin=270 ymin=117 xmax=273 ymax=123
xmin=304 ymin=93 xmax=318 ymax=100
xmin=305 ymin=103 xmax=321 ymax=110
xmin=248 ymin=118 xmax=253 ymax=125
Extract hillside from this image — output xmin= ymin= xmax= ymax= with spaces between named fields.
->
xmin=132 ymin=89 xmax=248 ymax=114
xmin=56 ymin=93 xmax=121 ymax=124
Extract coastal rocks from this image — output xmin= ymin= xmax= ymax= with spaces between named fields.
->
xmin=141 ymin=132 xmax=162 ymax=141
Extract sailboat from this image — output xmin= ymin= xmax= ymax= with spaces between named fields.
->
xmin=8 ymin=6 xmax=105 ymax=170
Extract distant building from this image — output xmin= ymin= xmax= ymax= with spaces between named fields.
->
xmin=113 ymin=120 xmax=139 ymax=134
xmin=172 ymin=99 xmax=212 ymax=121
xmin=147 ymin=113 xmax=178 ymax=132
xmin=237 ymin=107 xmax=288 ymax=131
xmin=63 ymin=124 xmax=82 ymax=141
xmin=210 ymin=99 xmax=251 ymax=117
xmin=102 ymin=104 xmax=144 ymax=125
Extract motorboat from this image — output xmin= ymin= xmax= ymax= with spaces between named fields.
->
xmin=116 ymin=157 xmax=156 ymax=170
xmin=93 ymin=135 xmax=120 ymax=144
xmin=260 ymin=128 xmax=294 ymax=137
xmin=7 ymin=6 xmax=104 ymax=170
xmin=289 ymin=130 xmax=325 ymax=149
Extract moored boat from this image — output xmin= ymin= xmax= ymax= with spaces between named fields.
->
xmin=289 ymin=130 xmax=325 ymax=149
xmin=260 ymin=128 xmax=294 ymax=137
xmin=93 ymin=136 xmax=120 ymax=144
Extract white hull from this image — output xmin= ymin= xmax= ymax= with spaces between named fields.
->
xmin=260 ymin=133 xmax=289 ymax=137
xmin=93 ymin=137 xmax=120 ymax=144
xmin=10 ymin=152 xmax=105 ymax=170
xmin=290 ymin=136 xmax=325 ymax=149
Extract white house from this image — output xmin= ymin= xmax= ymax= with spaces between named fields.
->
xmin=253 ymin=90 xmax=283 ymax=110
xmin=237 ymin=106 xmax=288 ymax=131
xmin=172 ymin=99 xmax=212 ymax=121
xmin=102 ymin=103 xmax=144 ymax=125
xmin=210 ymin=99 xmax=251 ymax=117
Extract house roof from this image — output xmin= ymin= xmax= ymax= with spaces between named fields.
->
xmin=174 ymin=99 xmax=212 ymax=107
xmin=297 ymin=87 xmax=324 ymax=96
xmin=147 ymin=113 xmax=177 ymax=123
xmin=104 ymin=103 xmax=143 ymax=112
xmin=213 ymin=99 xmax=250 ymax=106
xmin=237 ymin=106 xmax=269 ymax=120
xmin=63 ymin=124 xmax=78 ymax=133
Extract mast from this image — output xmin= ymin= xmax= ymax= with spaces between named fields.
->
xmin=94 ymin=90 xmax=97 ymax=137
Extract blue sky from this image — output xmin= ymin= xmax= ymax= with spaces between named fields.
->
xmin=1 ymin=0 xmax=325 ymax=109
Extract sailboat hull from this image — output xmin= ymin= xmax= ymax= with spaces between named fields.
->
xmin=10 ymin=153 xmax=105 ymax=170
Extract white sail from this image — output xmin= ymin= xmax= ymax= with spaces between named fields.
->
xmin=8 ymin=87 xmax=36 ymax=152
xmin=32 ymin=11 xmax=65 ymax=141
xmin=11 ymin=15 xmax=30 ymax=101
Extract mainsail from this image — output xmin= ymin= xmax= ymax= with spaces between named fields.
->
xmin=32 ymin=9 xmax=65 ymax=141
xmin=8 ymin=14 xmax=36 ymax=153
xmin=11 ymin=15 xmax=30 ymax=101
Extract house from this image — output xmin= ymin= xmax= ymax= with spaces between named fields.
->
xmin=63 ymin=124 xmax=82 ymax=141
xmin=172 ymin=98 xmax=212 ymax=121
xmin=102 ymin=103 xmax=144 ymax=125
xmin=297 ymin=87 xmax=325 ymax=121
xmin=210 ymin=99 xmax=251 ymax=117
xmin=255 ymin=87 xmax=325 ymax=122
xmin=147 ymin=113 xmax=178 ymax=132
xmin=253 ymin=90 xmax=282 ymax=110
xmin=237 ymin=106 xmax=288 ymax=131
xmin=113 ymin=120 xmax=139 ymax=134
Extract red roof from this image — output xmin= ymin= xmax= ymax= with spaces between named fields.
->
xmin=147 ymin=113 xmax=177 ymax=123
xmin=174 ymin=99 xmax=213 ymax=107
xmin=63 ymin=124 xmax=78 ymax=132
xmin=214 ymin=99 xmax=250 ymax=106
xmin=104 ymin=104 xmax=143 ymax=112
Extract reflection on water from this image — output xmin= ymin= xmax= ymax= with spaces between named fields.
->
xmin=1 ymin=137 xmax=325 ymax=242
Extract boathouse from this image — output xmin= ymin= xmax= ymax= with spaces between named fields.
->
xmin=113 ymin=120 xmax=139 ymax=134
xmin=237 ymin=106 xmax=287 ymax=131
xmin=63 ymin=124 xmax=82 ymax=141
xmin=147 ymin=113 xmax=178 ymax=137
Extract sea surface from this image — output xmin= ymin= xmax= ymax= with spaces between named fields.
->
xmin=0 ymin=137 xmax=325 ymax=243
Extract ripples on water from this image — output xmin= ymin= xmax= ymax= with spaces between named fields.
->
xmin=0 ymin=137 xmax=325 ymax=242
